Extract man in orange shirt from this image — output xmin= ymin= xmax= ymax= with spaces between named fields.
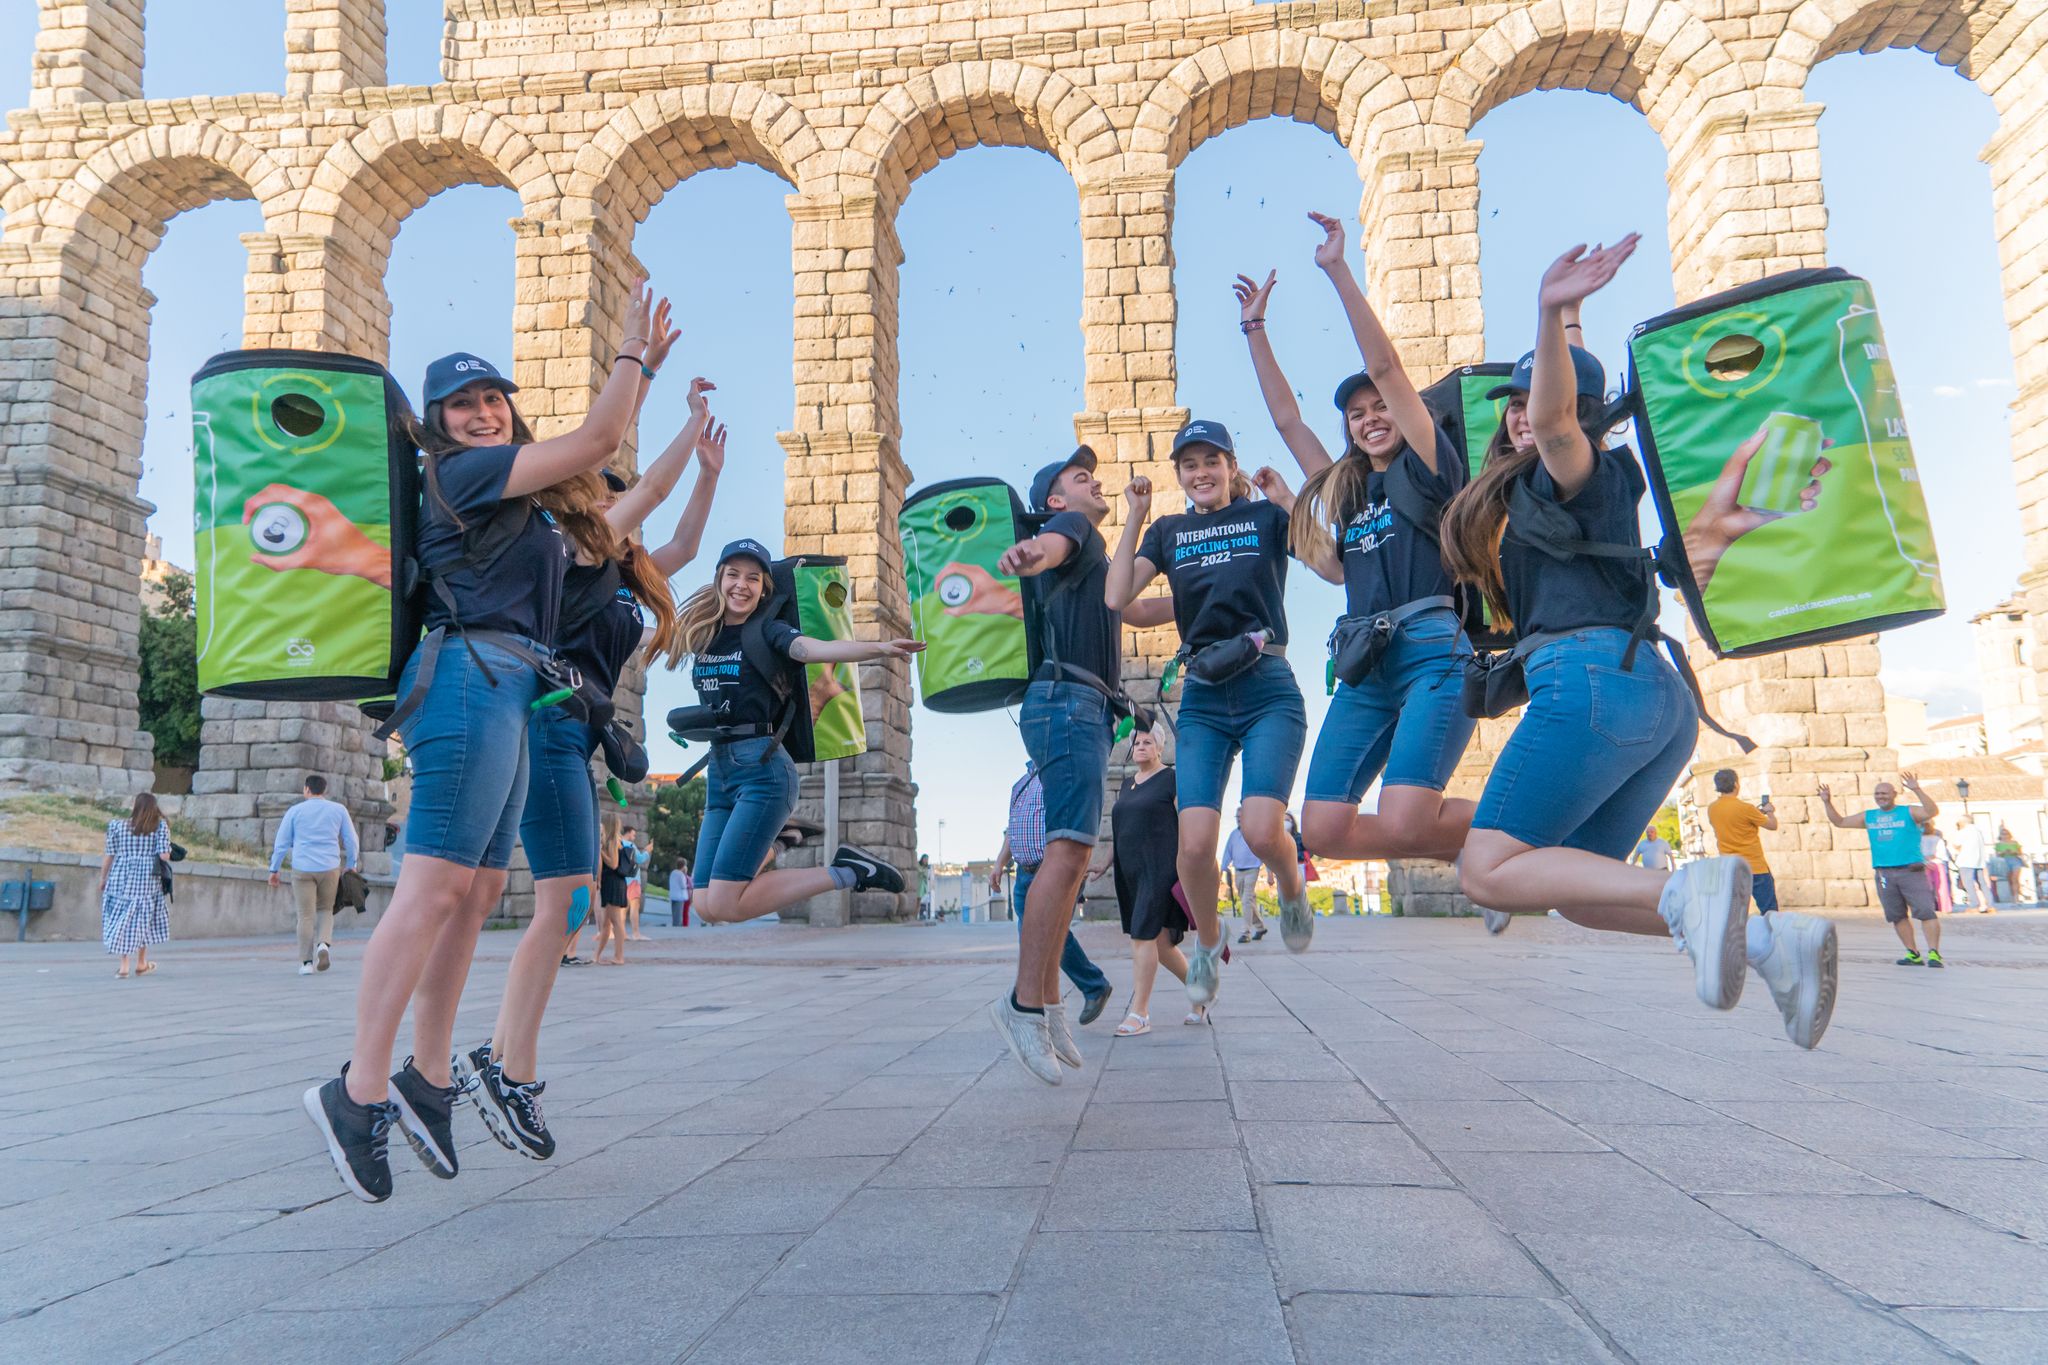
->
xmin=1707 ymin=769 xmax=1778 ymax=913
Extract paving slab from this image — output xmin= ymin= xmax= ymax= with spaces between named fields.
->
xmin=1290 ymin=1293 xmax=1620 ymax=1364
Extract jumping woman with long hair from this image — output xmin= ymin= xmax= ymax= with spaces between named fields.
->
xmin=1105 ymin=421 xmax=1307 ymax=1012
xmin=455 ymin=375 xmax=725 ymax=1163
xmin=1230 ymin=212 xmax=1478 ymax=953
xmin=303 ymin=287 xmax=664 ymax=1203
xmin=680 ymin=538 xmax=922 ymax=923
xmin=1441 ymin=238 xmax=1837 ymax=1051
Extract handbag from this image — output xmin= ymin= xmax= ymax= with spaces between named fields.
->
xmin=156 ymin=841 xmax=187 ymax=898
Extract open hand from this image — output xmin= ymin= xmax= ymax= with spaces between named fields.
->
xmin=1902 ymin=771 xmax=1922 ymax=792
xmin=1308 ymin=211 xmax=1346 ymax=270
xmin=873 ymin=638 xmax=927 ymax=660
xmin=1233 ymin=271 xmax=1277 ymax=324
xmin=696 ymin=419 xmax=727 ymax=475
xmin=641 ymin=298 xmax=681 ymax=373
xmin=243 ymin=484 xmax=390 ymax=588
xmin=996 ymin=538 xmax=1046 ymax=578
xmin=1681 ymin=426 xmax=1832 ymax=594
xmin=685 ymin=376 xmax=714 ymax=418
xmin=622 ymin=282 xmax=654 ymax=355
xmin=1817 ymin=783 xmax=1833 ymax=804
xmin=1538 ymin=236 xmax=1641 ymax=311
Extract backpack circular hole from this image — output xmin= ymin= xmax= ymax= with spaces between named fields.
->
xmin=1704 ymin=334 xmax=1765 ymax=383
xmin=942 ymin=504 xmax=977 ymax=533
xmin=271 ymin=391 xmax=327 ymax=439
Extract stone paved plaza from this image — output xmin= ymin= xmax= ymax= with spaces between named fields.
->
xmin=6 ymin=912 xmax=2048 ymax=1363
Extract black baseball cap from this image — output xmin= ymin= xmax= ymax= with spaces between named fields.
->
xmin=1028 ymin=445 xmax=1098 ymax=512
xmin=1486 ymin=346 xmax=1607 ymax=402
xmin=422 ymin=352 xmax=518 ymax=405
xmin=717 ymin=539 xmax=774 ymax=573
xmin=600 ymin=469 xmax=629 ymax=494
xmin=1332 ymin=371 xmax=1378 ymax=411
xmin=1171 ymin=419 xmax=1234 ymax=458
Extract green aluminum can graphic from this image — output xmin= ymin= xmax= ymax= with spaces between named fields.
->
xmin=192 ymin=350 xmax=419 ymax=699
xmin=1629 ymin=269 xmax=1943 ymax=656
xmin=791 ymin=559 xmax=867 ymax=762
xmin=899 ymin=478 xmax=1030 ymax=712
xmin=1738 ymin=412 xmax=1825 ymax=515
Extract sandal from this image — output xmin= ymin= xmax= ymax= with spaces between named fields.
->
xmin=115 ymin=966 xmax=129 ymax=979
xmin=1252 ymin=926 xmax=1267 ymax=941
xmin=1237 ymin=930 xmax=1252 ymax=943
xmin=1115 ymin=1012 xmax=1151 ymax=1037
xmin=136 ymin=962 xmax=157 ymax=976
xmin=1182 ymin=1007 xmax=1210 ymax=1026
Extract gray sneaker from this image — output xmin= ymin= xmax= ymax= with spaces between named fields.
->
xmin=1481 ymin=906 xmax=1512 ymax=936
xmin=1044 ymin=1000 xmax=1083 ymax=1069
xmin=1185 ymin=935 xmax=1224 ymax=1007
xmin=1751 ymin=912 xmax=1838 ymax=1050
xmin=988 ymin=996 xmax=1062 ymax=1085
xmin=1278 ymin=885 xmax=1315 ymax=953
xmin=1658 ymin=856 xmax=1751 ymax=1011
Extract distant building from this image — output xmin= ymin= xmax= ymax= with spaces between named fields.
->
xmin=1973 ymin=598 xmax=2042 ymax=769
xmin=139 ymin=533 xmax=185 ymax=613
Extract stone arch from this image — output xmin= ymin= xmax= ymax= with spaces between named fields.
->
xmin=24 ymin=123 xmax=291 ymax=275
xmin=293 ymin=105 xmax=562 ymax=250
xmin=566 ymin=84 xmax=816 ymax=227
xmin=1132 ymin=32 xmax=1420 ymax=170
xmin=833 ymin=60 xmax=1121 ymax=207
xmin=1767 ymin=1 xmax=2026 ymax=102
xmin=1436 ymin=0 xmax=1747 ymax=139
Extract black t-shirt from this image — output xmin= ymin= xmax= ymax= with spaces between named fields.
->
xmin=1137 ymin=497 xmax=1291 ymax=651
xmin=690 ymin=618 xmax=801 ymax=728
xmin=558 ymin=561 xmax=647 ymax=698
xmin=1339 ymin=426 xmax=1466 ymax=618
xmin=1025 ymin=511 xmax=1120 ymax=682
xmin=1501 ymin=447 xmax=1652 ymax=638
xmin=418 ymin=444 xmax=570 ymax=642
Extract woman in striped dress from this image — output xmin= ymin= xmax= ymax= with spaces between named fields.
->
xmin=100 ymin=793 xmax=171 ymax=978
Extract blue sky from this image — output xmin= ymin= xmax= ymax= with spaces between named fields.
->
xmin=0 ymin=6 xmax=2023 ymax=860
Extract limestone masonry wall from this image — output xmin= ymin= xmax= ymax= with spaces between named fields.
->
xmin=5 ymin=0 xmax=2046 ymax=918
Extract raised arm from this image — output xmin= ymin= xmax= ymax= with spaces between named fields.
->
xmin=647 ymin=419 xmax=726 ymax=577
xmin=1815 ymin=784 xmax=1864 ymax=831
xmin=1529 ymin=238 xmax=1636 ymax=497
xmin=1104 ymin=477 xmax=1161 ymax=611
xmin=504 ymin=285 xmax=662 ymax=497
xmin=1232 ymin=270 xmax=1331 ymax=477
xmin=1310 ymin=211 xmax=1438 ymax=469
xmin=996 ymin=529 xmax=1075 ymax=580
xmin=788 ymin=635 xmax=925 ymax=665
xmin=607 ymin=377 xmax=713 ymax=535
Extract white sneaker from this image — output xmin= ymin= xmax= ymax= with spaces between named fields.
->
xmin=1658 ymin=856 xmax=1751 ymax=1011
xmin=988 ymin=996 xmax=1062 ymax=1086
xmin=1481 ymin=906 xmax=1512 ymax=935
xmin=1185 ymin=935 xmax=1225 ymax=1007
xmin=298 ymin=962 xmax=315 ymax=976
xmin=1044 ymin=1001 xmax=1083 ymax=1069
xmin=1278 ymin=886 xmax=1315 ymax=953
xmin=1750 ymin=912 xmax=1838 ymax=1050
xmin=315 ymin=942 xmax=331 ymax=972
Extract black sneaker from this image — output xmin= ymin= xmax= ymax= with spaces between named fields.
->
xmin=452 ymin=1041 xmax=517 ymax=1153
xmin=303 ymin=1066 xmax=396 ymax=1203
xmin=831 ymin=844 xmax=904 ymax=894
xmin=1079 ymin=984 xmax=1113 ymax=1027
xmin=389 ymin=1057 xmax=459 ymax=1179
xmin=480 ymin=1063 xmax=556 ymax=1161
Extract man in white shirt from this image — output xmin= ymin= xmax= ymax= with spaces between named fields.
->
xmin=269 ymin=774 xmax=360 ymax=975
xmin=1954 ymin=819 xmax=1993 ymax=913
xmin=1631 ymin=828 xmax=1676 ymax=872
xmin=1223 ymin=810 xmax=1267 ymax=941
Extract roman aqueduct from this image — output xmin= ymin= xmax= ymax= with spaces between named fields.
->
xmin=2 ymin=0 xmax=2044 ymax=916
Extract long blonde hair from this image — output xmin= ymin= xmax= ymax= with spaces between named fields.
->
xmin=1288 ymin=448 xmax=1372 ymax=565
xmin=678 ymin=560 xmax=771 ymax=658
xmin=601 ymin=813 xmax=623 ymax=863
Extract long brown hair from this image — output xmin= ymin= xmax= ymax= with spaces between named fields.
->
xmin=1289 ymin=445 xmax=1372 ymax=564
xmin=413 ymin=391 xmax=683 ymax=667
xmin=128 ymin=792 xmax=162 ymax=837
xmin=1439 ymin=394 xmax=1613 ymax=632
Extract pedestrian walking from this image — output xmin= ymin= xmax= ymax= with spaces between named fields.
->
xmin=1095 ymin=726 xmax=1194 ymax=1034
xmin=1820 ymin=774 xmax=1944 ymax=967
xmin=1921 ymin=822 xmax=1954 ymax=916
xmin=1108 ymin=420 xmax=1311 ymax=1012
xmin=100 ymin=792 xmax=171 ymax=979
xmin=1224 ymin=813 xmax=1267 ymax=942
xmin=669 ymin=855 xmax=693 ymax=927
xmin=268 ymin=773 xmax=360 ymax=975
xmin=1953 ymin=818 xmax=1993 ymax=912
xmin=991 ymin=761 xmax=1114 ymax=1029
xmin=1233 ymin=213 xmax=1478 ymax=925
xmin=594 ymin=814 xmax=630 ymax=965
xmin=1440 ymin=237 xmax=1838 ymax=1051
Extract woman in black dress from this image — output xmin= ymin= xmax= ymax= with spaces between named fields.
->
xmin=1093 ymin=726 xmax=1192 ymax=1035
xmin=595 ymin=814 xmax=630 ymax=965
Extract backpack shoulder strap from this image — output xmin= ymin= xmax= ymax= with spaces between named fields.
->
xmin=560 ymin=558 xmax=625 ymax=637
xmin=1381 ymin=455 xmax=1447 ymax=547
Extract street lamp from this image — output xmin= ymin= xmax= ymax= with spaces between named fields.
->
xmin=1957 ymin=778 xmax=1972 ymax=824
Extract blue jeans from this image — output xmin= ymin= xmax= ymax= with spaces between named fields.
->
xmin=1020 ymin=681 xmax=1113 ymax=846
xmin=394 ymin=635 xmax=541 ymax=870
xmin=1473 ymin=628 xmax=1697 ymax=860
xmin=1751 ymin=871 xmax=1778 ymax=913
xmin=694 ymin=737 xmax=800 ymax=885
xmin=1175 ymin=654 xmax=1307 ymax=812
xmin=520 ymin=708 xmax=599 ymax=881
xmin=1014 ymin=865 xmax=1109 ymax=998
xmin=1305 ymin=608 xmax=1476 ymax=802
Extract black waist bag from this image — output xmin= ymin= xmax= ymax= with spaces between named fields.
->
xmin=1185 ymin=633 xmax=1267 ymax=686
xmin=597 ymin=721 xmax=649 ymax=784
xmin=1330 ymin=597 xmax=1454 ymax=689
xmin=1461 ymin=646 xmax=1535 ymax=719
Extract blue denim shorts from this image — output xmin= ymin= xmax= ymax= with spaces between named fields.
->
xmin=1472 ymin=628 xmax=1698 ymax=860
xmin=694 ymin=736 xmax=801 ymax=885
xmin=1305 ymin=608 xmax=1476 ymax=804
xmin=1020 ymin=681 xmax=1113 ymax=846
xmin=394 ymin=634 xmax=543 ymax=870
xmin=1174 ymin=653 xmax=1307 ymax=812
xmin=519 ymin=707 xmax=599 ymax=882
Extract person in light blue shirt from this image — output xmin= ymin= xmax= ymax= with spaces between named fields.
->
xmin=267 ymin=774 xmax=360 ymax=975
xmin=1821 ymin=773 xmax=1942 ymax=967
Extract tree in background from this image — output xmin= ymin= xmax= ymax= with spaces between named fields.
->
xmin=649 ymin=776 xmax=707 ymax=878
xmin=139 ymin=569 xmax=201 ymax=768
xmin=1654 ymin=804 xmax=1682 ymax=850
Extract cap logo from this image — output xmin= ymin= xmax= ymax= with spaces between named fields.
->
xmin=454 ymin=359 xmax=484 ymax=373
